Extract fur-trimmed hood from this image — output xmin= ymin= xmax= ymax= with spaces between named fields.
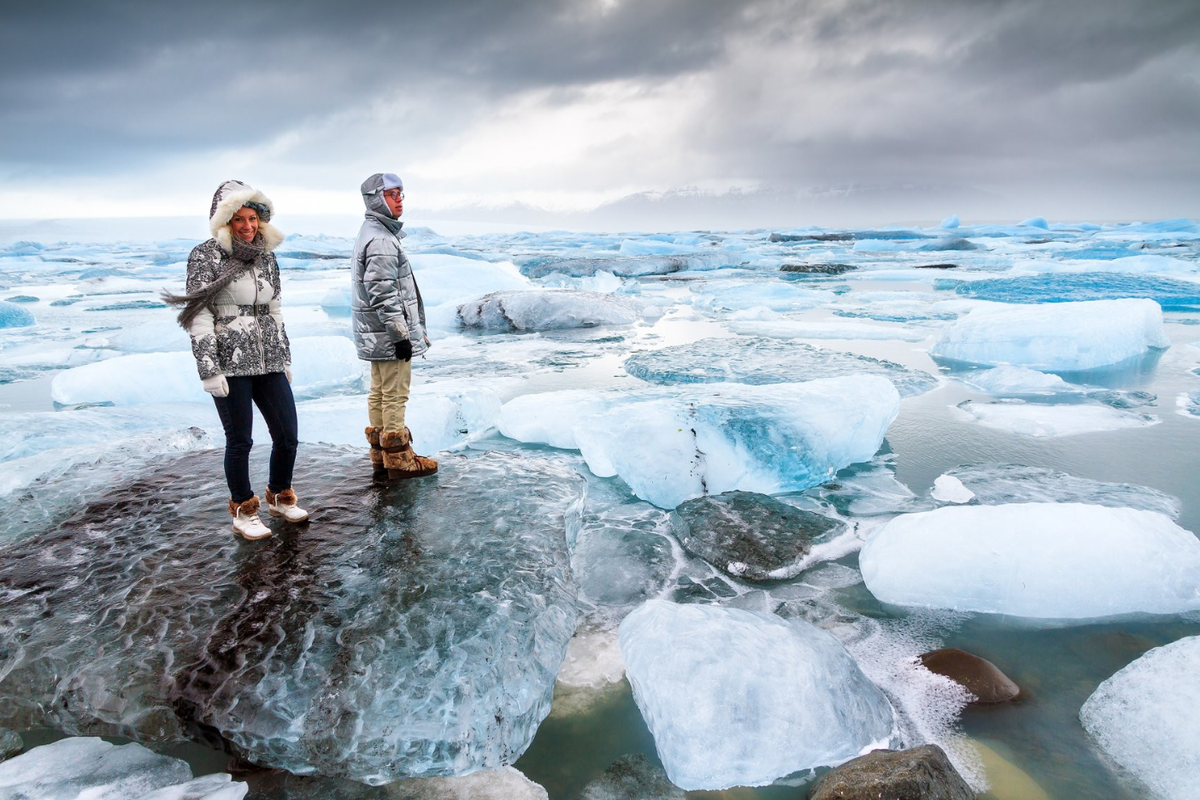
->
xmin=209 ymin=179 xmax=285 ymax=254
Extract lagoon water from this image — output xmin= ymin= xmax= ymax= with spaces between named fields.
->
xmin=1 ymin=216 xmax=1198 ymax=798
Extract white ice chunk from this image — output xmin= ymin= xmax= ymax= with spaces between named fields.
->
xmin=618 ymin=599 xmax=894 ymax=790
xmin=953 ymin=400 xmax=1160 ymax=437
xmin=500 ymin=376 xmax=900 ymax=508
xmin=0 ymin=737 xmax=246 ymax=800
xmin=1080 ymin=635 xmax=1200 ymax=800
xmin=931 ymin=475 xmax=974 ymax=503
xmin=960 ymin=365 xmax=1074 ymax=395
xmin=1019 ymin=216 xmax=1050 ymax=229
xmin=410 ymin=254 xmax=531 ymax=306
xmin=457 ymin=290 xmax=642 ymax=332
xmin=940 ymin=215 xmax=961 ymax=229
xmin=860 ymin=503 xmax=1200 ymax=618
xmin=49 ymin=336 xmax=362 ymax=406
xmin=929 ymin=299 xmax=1169 ymax=371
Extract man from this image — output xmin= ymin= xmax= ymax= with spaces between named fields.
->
xmin=352 ymin=172 xmax=438 ymax=479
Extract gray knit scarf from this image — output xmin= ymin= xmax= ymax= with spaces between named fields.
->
xmin=162 ymin=234 xmax=265 ymax=329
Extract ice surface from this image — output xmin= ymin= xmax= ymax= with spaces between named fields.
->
xmin=572 ymin=503 xmax=679 ymax=627
xmin=456 ymin=290 xmax=642 ymax=332
xmin=930 ymin=475 xmax=974 ymax=504
xmin=941 ymin=273 xmax=1200 ymax=309
xmin=411 ymin=254 xmax=531 ymax=306
xmin=0 ymin=447 xmax=584 ymax=783
xmin=860 ymin=503 xmax=1200 ymax=617
xmin=669 ymin=491 xmax=844 ymax=581
xmin=689 ymin=280 xmax=829 ymax=312
xmin=501 ymin=376 xmax=900 ymax=508
xmin=0 ymin=737 xmax=247 ymax=800
xmin=0 ymin=301 xmax=34 ymax=328
xmin=624 ymin=336 xmax=938 ymax=397
xmin=953 ymin=399 xmax=1160 ymax=437
xmin=519 ymin=251 xmax=739 ymax=279
xmin=1179 ymin=390 xmax=1200 ymax=418
xmin=936 ymin=464 xmax=1182 ymax=517
xmin=1079 ymin=636 xmax=1200 ymax=800
xmin=929 ymin=299 xmax=1168 ymax=371
xmin=727 ymin=310 xmax=928 ymax=342
xmin=618 ymin=599 xmax=895 ymax=790
xmin=49 ymin=336 xmax=362 ymax=406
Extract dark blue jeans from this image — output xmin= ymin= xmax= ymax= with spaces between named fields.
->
xmin=212 ymin=372 xmax=298 ymax=503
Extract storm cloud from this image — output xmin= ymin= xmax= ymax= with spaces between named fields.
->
xmin=2 ymin=0 xmax=1197 ymax=225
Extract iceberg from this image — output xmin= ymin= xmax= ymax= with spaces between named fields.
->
xmin=929 ymin=299 xmax=1168 ymax=371
xmin=860 ymin=503 xmax=1200 ymax=617
xmin=0 ymin=737 xmax=246 ymax=800
xmin=500 ymin=376 xmax=900 ymax=508
xmin=940 ymin=273 xmax=1200 ymax=310
xmin=0 ymin=301 xmax=34 ymax=328
xmin=618 ymin=599 xmax=895 ymax=790
xmin=456 ymin=290 xmax=642 ymax=332
xmin=49 ymin=336 xmax=363 ymax=406
xmin=1079 ymin=636 xmax=1200 ymax=800
xmin=0 ymin=447 xmax=583 ymax=783
xmin=624 ymin=336 xmax=938 ymax=397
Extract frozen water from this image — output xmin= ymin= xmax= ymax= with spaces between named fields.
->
xmin=456 ymin=290 xmax=642 ymax=332
xmin=519 ymin=251 xmax=739 ymax=279
xmin=1020 ymin=217 xmax=1050 ymax=229
xmin=0 ymin=447 xmax=584 ymax=784
xmin=1079 ymin=635 xmax=1200 ymax=800
xmin=618 ymin=599 xmax=895 ymax=790
xmin=0 ymin=737 xmax=246 ymax=800
xmin=941 ymin=274 xmax=1200 ymax=310
xmin=502 ymin=376 xmax=900 ymax=508
xmin=937 ymin=464 xmax=1182 ymax=517
xmin=689 ymin=280 xmax=830 ymax=312
xmin=940 ymin=215 xmax=960 ymax=229
xmin=959 ymin=365 xmax=1074 ymax=394
xmin=0 ymin=302 xmax=34 ymax=328
xmin=669 ymin=491 xmax=844 ymax=582
xmin=572 ymin=503 xmax=679 ymax=627
xmin=411 ymin=254 xmax=531 ymax=306
xmin=952 ymin=399 xmax=1160 ymax=437
xmin=929 ymin=299 xmax=1169 ymax=371
xmin=1179 ymin=390 xmax=1200 ymax=418
xmin=860 ymin=503 xmax=1200 ymax=617
xmin=727 ymin=310 xmax=928 ymax=342
xmin=930 ymin=475 xmax=974 ymax=504
xmin=624 ymin=336 xmax=938 ymax=397
xmin=49 ymin=336 xmax=362 ymax=406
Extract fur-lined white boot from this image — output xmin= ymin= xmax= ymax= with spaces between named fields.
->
xmin=265 ymin=487 xmax=309 ymax=523
xmin=229 ymin=496 xmax=271 ymax=540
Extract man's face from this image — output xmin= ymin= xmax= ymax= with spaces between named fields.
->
xmin=384 ymin=189 xmax=404 ymax=217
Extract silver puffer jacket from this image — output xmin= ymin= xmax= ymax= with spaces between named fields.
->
xmin=186 ymin=180 xmax=291 ymax=379
xmin=351 ymin=174 xmax=427 ymax=361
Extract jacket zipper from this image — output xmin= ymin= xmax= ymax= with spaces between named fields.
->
xmin=253 ymin=264 xmax=266 ymax=373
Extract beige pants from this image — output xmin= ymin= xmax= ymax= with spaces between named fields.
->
xmin=368 ymin=359 xmax=412 ymax=431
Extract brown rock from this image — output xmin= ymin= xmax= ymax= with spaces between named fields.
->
xmin=809 ymin=745 xmax=974 ymax=800
xmin=920 ymin=647 xmax=1020 ymax=704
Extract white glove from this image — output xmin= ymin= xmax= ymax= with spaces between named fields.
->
xmin=284 ymin=365 xmax=292 ymax=384
xmin=202 ymin=374 xmax=229 ymax=398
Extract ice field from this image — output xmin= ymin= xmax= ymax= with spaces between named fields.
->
xmin=1 ymin=216 xmax=1199 ymax=799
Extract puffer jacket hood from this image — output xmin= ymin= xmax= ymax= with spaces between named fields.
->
xmin=209 ymin=179 xmax=285 ymax=255
xmin=360 ymin=173 xmax=403 ymax=231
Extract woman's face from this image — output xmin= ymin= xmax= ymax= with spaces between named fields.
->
xmin=230 ymin=207 xmax=260 ymax=242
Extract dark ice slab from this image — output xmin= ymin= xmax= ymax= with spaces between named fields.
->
xmin=624 ymin=336 xmax=938 ymax=397
xmin=936 ymin=273 xmax=1200 ymax=310
xmin=0 ymin=445 xmax=584 ymax=785
xmin=670 ymin=491 xmax=843 ymax=582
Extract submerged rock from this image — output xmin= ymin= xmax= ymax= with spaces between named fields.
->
xmin=0 ymin=446 xmax=584 ymax=784
xmin=669 ymin=490 xmax=843 ymax=582
xmin=624 ymin=336 xmax=938 ymax=397
xmin=808 ymin=745 xmax=974 ymax=800
xmin=579 ymin=753 xmax=685 ymax=800
xmin=618 ymin=599 xmax=894 ymax=790
xmin=919 ymin=649 xmax=1020 ymax=704
xmin=0 ymin=728 xmax=21 ymax=761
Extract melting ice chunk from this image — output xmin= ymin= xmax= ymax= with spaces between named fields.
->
xmin=618 ymin=599 xmax=895 ymax=790
xmin=456 ymin=289 xmax=642 ymax=332
xmin=952 ymin=400 xmax=1159 ymax=437
xmin=860 ymin=503 xmax=1200 ymax=618
xmin=929 ymin=299 xmax=1168 ymax=371
xmin=0 ymin=737 xmax=245 ymax=799
xmin=1080 ymin=636 xmax=1200 ymax=800
xmin=501 ymin=376 xmax=900 ymax=508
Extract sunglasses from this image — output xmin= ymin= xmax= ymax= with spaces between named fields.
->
xmin=383 ymin=190 xmax=405 ymax=201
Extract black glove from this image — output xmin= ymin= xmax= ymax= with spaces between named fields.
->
xmin=395 ymin=339 xmax=413 ymax=362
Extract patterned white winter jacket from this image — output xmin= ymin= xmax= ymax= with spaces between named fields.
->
xmin=186 ymin=239 xmax=291 ymax=379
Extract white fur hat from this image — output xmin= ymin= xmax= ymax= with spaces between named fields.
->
xmin=208 ymin=179 xmax=285 ymax=254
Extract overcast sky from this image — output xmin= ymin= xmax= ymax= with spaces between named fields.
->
xmin=2 ymin=0 xmax=1198 ymax=228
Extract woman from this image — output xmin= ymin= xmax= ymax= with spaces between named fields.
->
xmin=164 ymin=179 xmax=308 ymax=539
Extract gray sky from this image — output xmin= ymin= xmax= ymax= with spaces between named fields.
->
xmin=2 ymin=0 xmax=1198 ymax=227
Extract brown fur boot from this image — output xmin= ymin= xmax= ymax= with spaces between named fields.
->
xmin=379 ymin=428 xmax=438 ymax=480
xmin=228 ymin=496 xmax=270 ymax=540
xmin=265 ymin=487 xmax=309 ymax=523
xmin=364 ymin=426 xmax=387 ymax=474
